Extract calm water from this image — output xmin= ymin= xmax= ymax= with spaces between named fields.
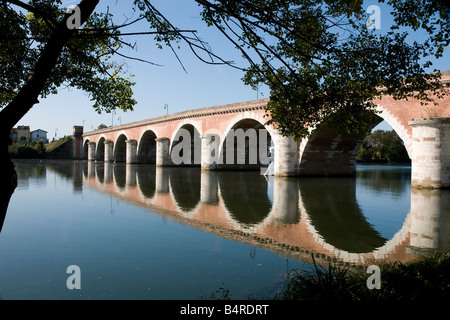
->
xmin=0 ymin=160 xmax=448 ymax=300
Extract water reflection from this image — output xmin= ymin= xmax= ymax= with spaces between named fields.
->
xmin=219 ymin=172 xmax=273 ymax=226
xmin=298 ymin=178 xmax=387 ymax=253
xmin=356 ymin=165 xmax=411 ymax=198
xmin=14 ymin=162 xmax=47 ymax=189
xmin=15 ymin=160 xmax=450 ymax=266
xmin=408 ymin=189 xmax=450 ymax=254
xmin=170 ymin=167 xmax=201 ymax=212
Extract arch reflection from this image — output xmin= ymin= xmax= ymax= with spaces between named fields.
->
xmin=136 ymin=165 xmax=156 ymax=199
xmin=80 ymin=161 xmax=450 ymax=265
xmin=298 ymin=177 xmax=387 ymax=253
xmin=169 ymin=167 xmax=201 ymax=212
xmin=218 ymin=171 xmax=272 ymax=226
xmin=113 ymin=163 xmax=127 ymax=190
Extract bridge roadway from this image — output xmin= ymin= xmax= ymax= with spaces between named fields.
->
xmin=80 ymin=73 xmax=450 ymax=188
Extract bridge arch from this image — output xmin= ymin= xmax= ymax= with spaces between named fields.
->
xmin=170 ymin=122 xmax=202 ymax=166
xmin=137 ymin=130 xmax=158 ymax=164
xmin=95 ymin=136 xmax=106 ymax=161
xmin=299 ymin=105 xmax=412 ymax=176
xmin=375 ymin=105 xmax=413 ymax=157
xmin=221 ymin=117 xmax=273 ymax=169
xmin=222 ymin=112 xmax=278 ymax=142
xmin=82 ymin=139 xmax=90 ymax=160
xmin=169 ymin=119 xmax=203 ymax=147
xmin=114 ymin=133 xmax=128 ymax=163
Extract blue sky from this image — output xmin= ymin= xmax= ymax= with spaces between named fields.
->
xmin=16 ymin=0 xmax=450 ymax=138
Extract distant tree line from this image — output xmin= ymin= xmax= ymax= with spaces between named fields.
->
xmin=8 ymin=140 xmax=46 ymax=158
xmin=357 ymin=130 xmax=410 ymax=164
xmin=9 ymin=136 xmax=71 ymax=159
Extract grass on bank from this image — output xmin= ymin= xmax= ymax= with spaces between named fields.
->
xmin=274 ymin=252 xmax=450 ymax=300
xmin=202 ymin=252 xmax=450 ymax=300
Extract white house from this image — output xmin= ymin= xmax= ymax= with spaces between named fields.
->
xmin=31 ymin=129 xmax=48 ymax=143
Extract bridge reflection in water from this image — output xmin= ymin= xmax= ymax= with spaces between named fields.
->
xmin=69 ymin=161 xmax=450 ymax=266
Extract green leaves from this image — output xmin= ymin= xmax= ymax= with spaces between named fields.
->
xmin=385 ymin=0 xmax=449 ymax=58
xmin=197 ymin=0 xmax=448 ymax=140
xmin=0 ymin=4 xmax=33 ymax=106
xmin=1 ymin=0 xmax=136 ymax=115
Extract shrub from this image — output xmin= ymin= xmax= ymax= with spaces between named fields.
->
xmin=9 ymin=140 xmax=46 ymax=158
xmin=275 ymin=252 xmax=450 ymax=301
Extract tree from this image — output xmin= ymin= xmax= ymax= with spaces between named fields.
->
xmin=357 ymin=130 xmax=410 ymax=163
xmin=0 ymin=0 xmax=448 ymax=232
xmin=230 ymin=0 xmax=449 ymax=138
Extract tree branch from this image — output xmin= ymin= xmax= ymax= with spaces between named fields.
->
xmin=0 ymin=0 xmax=100 ymax=133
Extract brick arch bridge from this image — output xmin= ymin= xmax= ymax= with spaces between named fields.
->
xmin=80 ymin=73 xmax=450 ymax=188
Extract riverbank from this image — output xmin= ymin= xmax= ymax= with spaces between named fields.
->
xmin=274 ymin=252 xmax=450 ymax=300
xmin=9 ymin=136 xmax=73 ymax=159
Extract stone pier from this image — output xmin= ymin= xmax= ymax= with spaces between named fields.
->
xmin=409 ymin=118 xmax=450 ymax=189
xmin=273 ymin=134 xmax=298 ymax=176
xmin=155 ymin=137 xmax=170 ymax=167
xmin=88 ymin=142 xmax=96 ymax=161
xmin=200 ymin=134 xmax=220 ymax=171
xmin=126 ymin=139 xmax=137 ymax=164
xmin=104 ymin=140 xmax=114 ymax=162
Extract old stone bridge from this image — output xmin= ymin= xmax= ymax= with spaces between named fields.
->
xmin=79 ymin=73 xmax=450 ymax=188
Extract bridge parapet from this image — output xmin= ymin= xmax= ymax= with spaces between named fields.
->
xmin=83 ymin=99 xmax=270 ymax=137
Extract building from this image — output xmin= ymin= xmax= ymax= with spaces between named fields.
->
xmin=31 ymin=129 xmax=48 ymax=143
xmin=16 ymin=126 xmax=31 ymax=143
xmin=10 ymin=126 xmax=49 ymax=144
xmin=9 ymin=128 xmax=18 ymax=143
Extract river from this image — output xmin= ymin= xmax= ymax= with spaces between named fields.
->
xmin=0 ymin=160 xmax=448 ymax=299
